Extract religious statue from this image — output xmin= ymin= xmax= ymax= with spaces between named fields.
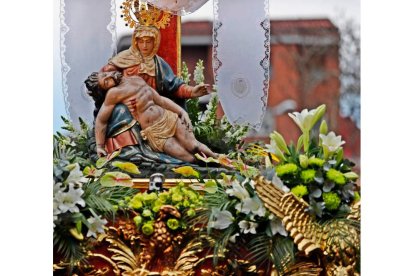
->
xmin=81 ymin=4 xmax=234 ymax=177
xmin=101 ymin=25 xmax=209 ymax=108
xmin=86 ymin=71 xmax=217 ymax=163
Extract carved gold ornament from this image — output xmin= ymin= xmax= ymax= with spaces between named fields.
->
xmin=254 ymin=176 xmax=360 ymax=275
xmin=121 ymin=0 xmax=172 ymax=29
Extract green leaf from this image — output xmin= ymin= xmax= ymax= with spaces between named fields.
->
xmin=343 ymin=171 xmax=359 ymax=180
xmin=75 ymin=220 xmax=83 ymax=234
xmin=336 ymin=148 xmax=344 ymax=164
xmin=204 ymin=180 xmax=218 ymax=194
xmin=100 ymin=172 xmax=133 ymax=187
xmin=83 ymin=165 xmax=104 ymax=177
xmin=296 ymin=134 xmax=304 ymax=153
xmin=96 ymin=149 xmax=122 ymax=168
xmin=112 ymin=161 xmax=140 ymax=174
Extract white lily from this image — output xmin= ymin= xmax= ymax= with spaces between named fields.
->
xmin=65 ymin=163 xmax=88 ymax=186
xmin=225 ymin=179 xmax=249 ymax=200
xmin=86 ymin=213 xmax=108 ymax=238
xmin=265 ymin=139 xmax=285 ymax=161
xmin=271 ymin=174 xmax=290 ymax=193
xmin=320 ymin=131 xmax=346 ymax=158
xmin=208 ymin=209 xmax=234 ymax=230
xmin=238 ymin=220 xmax=259 ymax=234
xmin=53 ymin=200 xmax=61 ymax=228
xmin=53 ymin=181 xmax=64 ymax=194
xmin=269 ymin=215 xmax=288 ymax=236
xmin=288 ymin=108 xmax=317 ymax=133
xmin=55 ymin=183 xmax=86 ymax=213
xmin=229 ymin=233 xmax=240 ymax=243
xmin=236 ymin=196 xmax=266 ymax=217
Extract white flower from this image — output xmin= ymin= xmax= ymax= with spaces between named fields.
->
xmin=319 ymin=131 xmax=346 ymax=154
xmin=225 ymin=180 xmax=249 ymax=200
xmin=53 ymin=200 xmax=61 ymax=228
xmin=271 ymin=174 xmax=290 ymax=193
xmin=288 ymin=108 xmax=317 ymax=133
xmin=248 ymin=179 xmax=256 ymax=189
xmin=270 ymin=217 xmax=288 ymax=236
xmin=238 ymin=220 xmax=258 ymax=234
xmin=208 ymin=209 xmax=234 ymax=230
xmin=288 ymin=105 xmax=326 ymax=133
xmin=236 ymin=196 xmax=266 ymax=217
xmin=65 ymin=163 xmax=88 ymax=186
xmin=86 ymin=213 xmax=108 ymax=238
xmin=265 ymin=139 xmax=285 ymax=160
xmin=53 ymin=181 xmax=64 ymax=194
xmin=229 ymin=233 xmax=240 ymax=243
xmin=55 ymin=183 xmax=86 ymax=213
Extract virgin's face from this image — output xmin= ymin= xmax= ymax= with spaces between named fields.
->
xmin=136 ymin=36 xmax=155 ymax=57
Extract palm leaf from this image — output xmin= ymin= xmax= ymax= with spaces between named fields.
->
xmin=247 ymin=233 xmax=295 ymax=274
xmin=53 ymin=230 xmax=86 ymax=268
xmin=83 ymin=181 xmax=137 ymax=217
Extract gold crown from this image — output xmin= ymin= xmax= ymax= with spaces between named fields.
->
xmin=120 ymin=0 xmax=172 ymax=29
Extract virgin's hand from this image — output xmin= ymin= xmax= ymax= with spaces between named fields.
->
xmin=192 ymin=84 xmax=210 ymax=98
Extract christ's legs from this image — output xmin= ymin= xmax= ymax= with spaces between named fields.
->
xmin=174 ymin=121 xmax=218 ymax=158
xmin=163 ymin=137 xmax=196 ymax=163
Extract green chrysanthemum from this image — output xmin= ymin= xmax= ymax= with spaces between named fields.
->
xmin=326 ymin=169 xmax=346 ymax=185
xmin=308 ymin=157 xmax=325 ymax=167
xmin=142 ymin=209 xmax=152 ymax=217
xmin=142 ymin=222 xmax=154 ymax=235
xmin=323 ymin=192 xmax=341 ymax=211
xmin=167 ymin=218 xmax=180 ymax=230
xmin=152 ymin=201 xmax=163 ymax=213
xmin=275 ymin=163 xmax=298 ymax=176
xmin=129 ymin=197 xmax=143 ymax=210
xmin=158 ymin=192 xmax=169 ymax=203
xmin=142 ymin=192 xmax=157 ymax=205
xmin=172 ymin=193 xmax=183 ymax=203
xmin=300 ymin=169 xmax=316 ymax=183
xmin=133 ymin=215 xmax=143 ymax=228
xmin=187 ymin=208 xmax=196 ymax=217
xmin=291 ymin=185 xmax=309 ymax=198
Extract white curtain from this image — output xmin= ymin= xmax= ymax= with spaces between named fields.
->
xmin=60 ymin=0 xmax=117 ymax=128
xmin=213 ymin=0 xmax=270 ymax=130
xmin=146 ymin=0 xmax=209 ymax=15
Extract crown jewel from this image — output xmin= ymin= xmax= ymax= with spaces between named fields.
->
xmin=121 ymin=0 xmax=172 ymax=29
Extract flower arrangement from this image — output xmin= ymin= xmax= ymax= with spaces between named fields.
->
xmin=187 ymin=173 xmax=295 ymax=274
xmin=182 ymin=60 xmax=249 ymax=154
xmin=116 ymin=182 xmax=204 ymax=235
xmin=53 ymin=118 xmax=137 ymax=267
xmin=266 ymin=104 xmax=360 ymax=218
xmin=53 ymin=105 xmax=360 ymax=275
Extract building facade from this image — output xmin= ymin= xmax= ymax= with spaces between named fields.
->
xmin=181 ymin=19 xmax=360 ymax=162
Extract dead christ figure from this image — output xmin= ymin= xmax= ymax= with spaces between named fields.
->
xmin=88 ymin=71 xmax=217 ymax=163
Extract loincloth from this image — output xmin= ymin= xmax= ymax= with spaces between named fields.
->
xmin=140 ymin=109 xmax=178 ymax=152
